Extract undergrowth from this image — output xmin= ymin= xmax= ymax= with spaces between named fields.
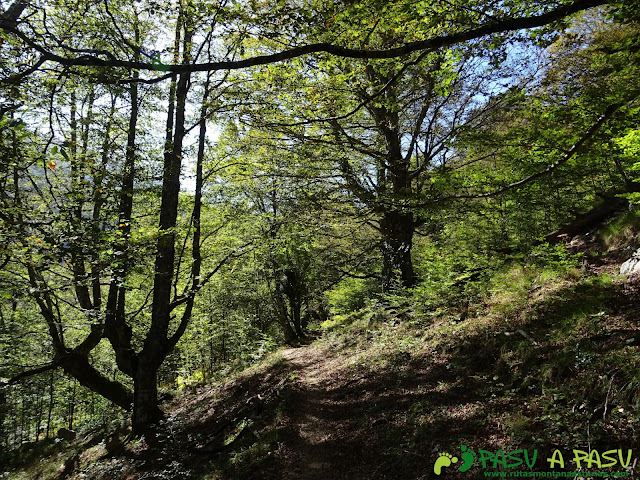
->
xmin=318 ymin=246 xmax=640 ymax=453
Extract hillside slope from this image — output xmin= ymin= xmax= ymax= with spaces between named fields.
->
xmin=4 ymin=242 xmax=640 ymax=480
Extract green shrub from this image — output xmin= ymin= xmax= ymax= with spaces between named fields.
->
xmin=326 ymin=277 xmax=377 ymax=315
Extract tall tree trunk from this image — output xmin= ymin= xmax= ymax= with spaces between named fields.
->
xmin=20 ymin=389 xmax=25 ymax=443
xmin=12 ymin=394 xmax=18 ymax=445
xmin=68 ymin=379 xmax=76 ymax=430
xmin=275 ymin=277 xmax=297 ymax=343
xmin=283 ymin=269 xmax=305 ymax=337
xmin=291 ymin=300 xmax=303 ymax=338
xmin=365 ymin=73 xmax=418 ymax=292
xmin=132 ymin=16 xmax=193 ymax=432
xmin=0 ymin=383 xmax=6 ymax=446
xmin=380 ymin=210 xmax=416 ymax=291
xmin=34 ymin=382 xmax=43 ymax=441
xmin=45 ymin=370 xmax=54 ymax=439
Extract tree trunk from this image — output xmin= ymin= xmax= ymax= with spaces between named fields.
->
xmin=365 ymin=73 xmax=417 ymax=292
xmin=380 ymin=210 xmax=416 ymax=291
xmin=34 ymin=382 xmax=43 ymax=441
xmin=275 ymin=278 xmax=297 ymax=343
xmin=68 ymin=379 xmax=76 ymax=430
xmin=545 ymin=195 xmax=630 ymax=244
xmin=45 ymin=369 xmax=54 ymax=439
xmin=131 ymin=363 xmax=162 ymax=434
xmin=283 ymin=269 xmax=305 ymax=337
xmin=0 ymin=383 xmax=6 ymax=446
xmin=291 ymin=299 xmax=304 ymax=338
xmin=20 ymin=389 xmax=25 ymax=443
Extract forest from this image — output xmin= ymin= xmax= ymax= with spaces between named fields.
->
xmin=0 ymin=0 xmax=639 ymax=478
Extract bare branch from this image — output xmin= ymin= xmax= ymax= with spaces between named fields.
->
xmin=450 ymin=98 xmax=634 ymax=201
xmin=7 ymin=361 xmax=59 ymax=384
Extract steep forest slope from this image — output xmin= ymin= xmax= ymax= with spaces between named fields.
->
xmin=4 ymin=216 xmax=640 ymax=480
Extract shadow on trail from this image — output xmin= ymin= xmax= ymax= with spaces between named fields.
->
xmin=244 ymin=278 xmax=640 ymax=480
xmin=128 ymin=278 xmax=638 ymax=480
xmin=241 ymin=346 xmax=492 ymax=480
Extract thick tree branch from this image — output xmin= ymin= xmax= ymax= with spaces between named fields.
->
xmin=1 ymin=0 xmax=608 ymax=74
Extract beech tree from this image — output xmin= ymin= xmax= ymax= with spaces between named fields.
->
xmin=230 ymin=2 xmax=556 ymax=290
xmin=0 ymin=0 xmax=243 ymax=432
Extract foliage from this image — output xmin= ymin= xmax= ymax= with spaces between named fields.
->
xmin=326 ymin=277 xmax=378 ymax=316
xmin=0 ymin=0 xmax=639 ymax=464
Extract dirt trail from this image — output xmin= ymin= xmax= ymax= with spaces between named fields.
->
xmin=260 ymin=339 xmax=470 ymax=480
xmin=273 ymin=344 xmax=370 ymax=480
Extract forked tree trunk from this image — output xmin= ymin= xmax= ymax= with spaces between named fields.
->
xmin=365 ymin=72 xmax=418 ymax=293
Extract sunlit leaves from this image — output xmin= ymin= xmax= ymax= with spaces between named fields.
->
xmin=615 ymin=129 xmax=640 ymax=158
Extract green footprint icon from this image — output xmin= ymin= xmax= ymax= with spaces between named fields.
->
xmin=434 ymin=452 xmax=458 ymax=475
xmin=458 ymin=445 xmax=476 ymax=472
